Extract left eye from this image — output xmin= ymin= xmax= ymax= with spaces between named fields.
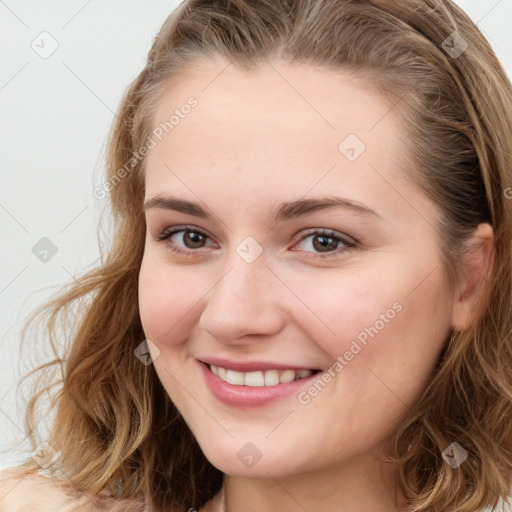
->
xmin=293 ymin=230 xmax=355 ymax=255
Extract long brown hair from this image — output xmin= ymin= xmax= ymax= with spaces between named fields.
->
xmin=11 ymin=1 xmax=512 ymax=511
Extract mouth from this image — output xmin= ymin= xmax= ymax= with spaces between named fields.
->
xmin=205 ymin=363 xmax=321 ymax=387
xmin=198 ymin=359 xmax=323 ymax=407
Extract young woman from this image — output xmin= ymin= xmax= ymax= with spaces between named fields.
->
xmin=1 ymin=1 xmax=512 ymax=511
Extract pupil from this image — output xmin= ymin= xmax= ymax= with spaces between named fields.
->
xmin=313 ymin=235 xmax=337 ymax=252
xmin=185 ymin=231 xmax=204 ymax=248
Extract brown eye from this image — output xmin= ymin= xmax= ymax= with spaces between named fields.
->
xmin=312 ymin=234 xmax=339 ymax=253
xmin=180 ymin=230 xmax=207 ymax=249
xmin=156 ymin=226 xmax=216 ymax=255
xmin=292 ymin=228 xmax=357 ymax=258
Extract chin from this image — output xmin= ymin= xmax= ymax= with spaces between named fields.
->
xmin=192 ymin=434 xmax=309 ymax=479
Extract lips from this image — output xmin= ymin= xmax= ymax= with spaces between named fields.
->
xmin=197 ymin=358 xmax=322 ymax=407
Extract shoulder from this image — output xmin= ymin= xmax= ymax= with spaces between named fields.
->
xmin=0 ymin=467 xmax=178 ymax=512
xmin=0 ymin=466 xmax=97 ymax=511
xmin=0 ymin=466 xmax=183 ymax=512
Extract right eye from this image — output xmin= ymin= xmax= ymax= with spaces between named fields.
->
xmin=156 ymin=225 xmax=218 ymax=255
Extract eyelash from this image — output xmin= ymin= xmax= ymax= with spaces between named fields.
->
xmin=155 ymin=224 xmax=358 ymax=259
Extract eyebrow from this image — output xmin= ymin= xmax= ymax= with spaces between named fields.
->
xmin=143 ymin=195 xmax=382 ymax=223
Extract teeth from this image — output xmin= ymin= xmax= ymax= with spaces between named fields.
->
xmin=279 ymin=369 xmax=295 ymax=383
xmin=226 ymin=369 xmax=244 ymax=385
xmin=209 ymin=365 xmax=313 ymax=387
xmin=264 ymin=370 xmax=279 ymax=386
xmin=245 ymin=371 xmax=265 ymax=387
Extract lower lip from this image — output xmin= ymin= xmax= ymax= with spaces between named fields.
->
xmin=198 ymin=360 xmax=319 ymax=408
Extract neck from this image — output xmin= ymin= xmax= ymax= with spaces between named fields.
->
xmin=220 ymin=453 xmax=406 ymax=512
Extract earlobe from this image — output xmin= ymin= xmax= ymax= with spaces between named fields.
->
xmin=451 ymin=222 xmax=495 ymax=331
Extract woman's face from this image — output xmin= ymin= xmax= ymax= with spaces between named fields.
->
xmin=138 ymin=58 xmax=457 ymax=477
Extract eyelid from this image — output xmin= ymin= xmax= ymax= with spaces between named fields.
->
xmin=154 ymin=224 xmax=216 ymax=243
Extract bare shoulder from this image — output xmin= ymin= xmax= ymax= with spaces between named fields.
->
xmin=0 ymin=467 xmax=182 ymax=512
xmin=0 ymin=466 xmax=93 ymax=511
xmin=0 ymin=466 xmax=183 ymax=511
xmin=0 ymin=466 xmax=98 ymax=511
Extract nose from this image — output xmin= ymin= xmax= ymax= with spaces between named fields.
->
xmin=198 ymin=255 xmax=287 ymax=345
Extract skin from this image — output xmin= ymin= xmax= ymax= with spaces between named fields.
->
xmin=138 ymin=57 xmax=494 ymax=512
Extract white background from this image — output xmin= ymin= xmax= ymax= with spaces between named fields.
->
xmin=1 ymin=0 xmax=511 ymax=506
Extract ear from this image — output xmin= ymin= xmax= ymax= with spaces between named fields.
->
xmin=451 ymin=222 xmax=495 ymax=331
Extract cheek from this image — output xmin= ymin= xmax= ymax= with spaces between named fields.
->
xmin=285 ymin=256 xmax=453 ymax=374
xmin=282 ymin=262 xmax=453 ymax=450
xmin=138 ymin=254 xmax=204 ymax=345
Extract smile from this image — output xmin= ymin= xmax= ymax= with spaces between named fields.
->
xmin=209 ymin=364 xmax=315 ymax=386
xmin=198 ymin=359 xmax=322 ymax=407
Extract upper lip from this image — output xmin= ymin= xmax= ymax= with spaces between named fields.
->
xmin=199 ymin=357 xmax=319 ymax=373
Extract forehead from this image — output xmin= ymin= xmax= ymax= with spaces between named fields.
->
xmin=143 ymin=59 xmax=417 ymax=219
xmin=148 ymin=59 xmax=400 ymax=152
